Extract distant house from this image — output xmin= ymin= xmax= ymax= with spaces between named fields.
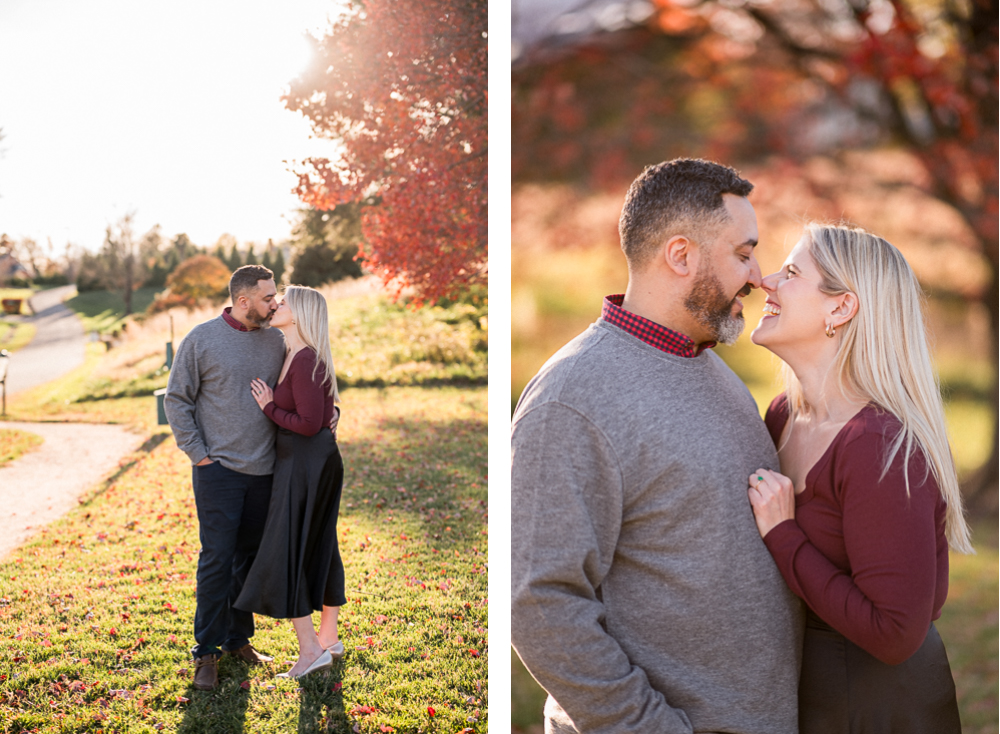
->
xmin=0 ymin=253 xmax=30 ymax=284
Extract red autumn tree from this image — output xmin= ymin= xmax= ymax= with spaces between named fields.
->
xmin=513 ymin=0 xmax=998 ymax=508
xmin=284 ymin=0 xmax=487 ymax=303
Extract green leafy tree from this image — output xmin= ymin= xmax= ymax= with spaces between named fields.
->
xmin=226 ymin=244 xmax=242 ymax=272
xmin=272 ymin=246 xmax=286 ymax=285
xmin=261 ymin=240 xmax=286 ymax=284
xmin=171 ymin=233 xmax=195 ymax=262
xmin=213 ymin=234 xmax=240 ymax=272
xmin=288 ymin=206 xmax=363 ymax=286
xmin=75 ymin=251 xmax=107 ymax=293
xmin=145 ymin=259 xmax=169 ymax=289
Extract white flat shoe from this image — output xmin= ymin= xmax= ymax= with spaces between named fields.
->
xmin=276 ymin=650 xmax=333 ymax=680
xmin=326 ymin=640 xmax=344 ymax=658
xmin=299 ymin=650 xmax=333 ymax=677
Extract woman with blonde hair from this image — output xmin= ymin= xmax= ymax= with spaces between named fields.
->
xmin=747 ymin=223 xmax=970 ymax=732
xmin=236 ymin=284 xmax=346 ymax=679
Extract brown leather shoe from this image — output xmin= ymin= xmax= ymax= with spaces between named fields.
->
xmin=192 ymin=655 xmax=219 ymax=691
xmin=225 ymin=644 xmax=273 ymax=664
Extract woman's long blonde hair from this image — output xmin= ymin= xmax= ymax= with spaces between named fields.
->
xmin=784 ymin=223 xmax=972 ymax=553
xmin=283 ymin=285 xmax=339 ymax=403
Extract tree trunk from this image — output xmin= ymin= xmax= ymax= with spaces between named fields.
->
xmin=960 ymin=256 xmax=999 ymax=518
xmin=123 ymin=254 xmax=134 ymax=316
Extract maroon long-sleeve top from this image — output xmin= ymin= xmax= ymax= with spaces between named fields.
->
xmin=762 ymin=394 xmax=949 ymax=666
xmin=263 ymin=348 xmax=334 ymax=437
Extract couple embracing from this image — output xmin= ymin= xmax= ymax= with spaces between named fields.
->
xmin=511 ymin=159 xmax=971 ymax=733
xmin=165 ymin=265 xmax=347 ymax=689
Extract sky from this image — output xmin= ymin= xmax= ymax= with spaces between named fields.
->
xmin=0 ymin=0 xmax=346 ymax=253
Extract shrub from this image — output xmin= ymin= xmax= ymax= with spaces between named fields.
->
xmin=290 ymin=242 xmax=363 ymax=286
xmin=164 ymin=255 xmax=230 ymax=303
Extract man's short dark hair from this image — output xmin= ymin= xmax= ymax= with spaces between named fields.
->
xmin=619 ymin=158 xmax=753 ymax=270
xmin=229 ymin=264 xmax=275 ymax=303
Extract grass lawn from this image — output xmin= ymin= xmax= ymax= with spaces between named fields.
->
xmin=47 ymin=284 xmax=486 ymax=407
xmin=0 ymin=387 xmax=486 ymax=733
xmin=0 ymin=320 xmax=36 ymax=353
xmin=0 ymin=287 xmax=488 ymax=733
xmin=64 ymin=288 xmax=161 ymax=334
xmin=936 ymin=519 xmax=999 ymax=733
xmin=0 ymin=428 xmax=43 ymax=468
xmin=327 ymin=294 xmax=487 ymax=387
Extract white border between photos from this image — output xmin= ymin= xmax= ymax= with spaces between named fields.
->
xmin=487 ymin=1 xmax=513 ymax=731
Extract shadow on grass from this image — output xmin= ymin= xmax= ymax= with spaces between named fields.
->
xmin=335 ymin=408 xmax=487 ymax=532
xmin=70 ymin=376 xmax=488 ymax=402
xmin=168 ymin=637 xmax=349 ymax=733
xmin=177 ymin=656 xmax=251 ymax=734
xmin=339 ymin=375 xmax=488 ymax=390
xmin=296 ymin=662 xmax=348 ymax=734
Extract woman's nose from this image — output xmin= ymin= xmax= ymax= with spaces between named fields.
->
xmin=760 ymin=272 xmax=780 ymax=292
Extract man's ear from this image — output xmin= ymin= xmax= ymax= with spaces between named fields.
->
xmin=664 ymin=235 xmax=695 ymax=276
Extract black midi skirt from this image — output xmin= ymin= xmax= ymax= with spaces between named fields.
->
xmin=799 ymin=611 xmax=961 ymax=734
xmin=235 ymin=428 xmax=347 ymax=619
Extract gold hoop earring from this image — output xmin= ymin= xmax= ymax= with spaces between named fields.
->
xmin=825 ymin=323 xmax=836 ymax=338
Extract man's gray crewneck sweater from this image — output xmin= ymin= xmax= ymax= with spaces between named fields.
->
xmin=165 ymin=315 xmax=285 ymax=475
xmin=511 ymin=320 xmax=804 ymax=734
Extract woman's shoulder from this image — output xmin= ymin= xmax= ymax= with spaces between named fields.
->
xmin=766 ymin=392 xmax=789 ymax=416
xmin=289 ymin=347 xmax=332 ymax=389
xmin=287 ymin=347 xmax=320 ymax=378
xmin=834 ymin=404 xmax=934 ymax=477
xmin=838 ymin=403 xmax=903 ymax=446
xmin=289 ymin=346 xmax=319 ymax=365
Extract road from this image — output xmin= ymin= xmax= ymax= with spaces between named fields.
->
xmin=4 ymin=284 xmax=86 ymax=396
xmin=0 ymin=285 xmax=146 ymax=558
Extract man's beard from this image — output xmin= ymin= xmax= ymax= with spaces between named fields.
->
xmin=683 ymin=266 xmax=747 ymax=346
xmin=246 ymin=304 xmax=273 ymax=328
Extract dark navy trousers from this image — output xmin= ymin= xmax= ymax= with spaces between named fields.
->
xmin=191 ymin=461 xmax=272 ymax=659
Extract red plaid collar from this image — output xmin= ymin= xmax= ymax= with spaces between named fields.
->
xmin=222 ymin=307 xmax=255 ymax=332
xmin=601 ymin=294 xmax=714 ymax=358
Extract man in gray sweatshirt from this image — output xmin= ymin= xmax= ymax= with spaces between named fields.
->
xmin=511 ymin=159 xmax=804 ymax=733
xmin=165 ymin=265 xmax=286 ymax=691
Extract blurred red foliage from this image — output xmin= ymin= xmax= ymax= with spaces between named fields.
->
xmin=512 ymin=0 xmax=998 ymax=504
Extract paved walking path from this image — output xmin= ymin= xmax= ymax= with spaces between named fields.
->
xmin=0 ymin=286 xmax=147 ymax=559
xmin=0 ymin=421 xmax=146 ymax=558
xmin=4 ymin=285 xmax=87 ymax=396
